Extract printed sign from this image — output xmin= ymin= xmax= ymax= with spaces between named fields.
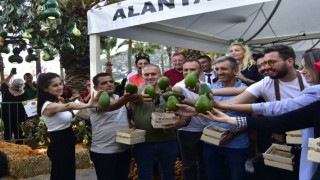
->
xmin=22 ymin=99 xmax=37 ymax=117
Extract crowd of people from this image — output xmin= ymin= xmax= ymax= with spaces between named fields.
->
xmin=0 ymin=71 xmax=93 ymax=141
xmin=1 ymin=42 xmax=320 ymax=180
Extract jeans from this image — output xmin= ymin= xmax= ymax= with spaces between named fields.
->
xmin=203 ymin=143 xmax=248 ymax=180
xmin=90 ymin=149 xmax=131 ymax=180
xmin=134 ymin=140 xmax=178 ymax=180
xmin=177 ymin=130 xmax=206 ymax=180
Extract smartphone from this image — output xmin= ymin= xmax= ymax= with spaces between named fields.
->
xmin=11 ymin=68 xmax=16 ymax=74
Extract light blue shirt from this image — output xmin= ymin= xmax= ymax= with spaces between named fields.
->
xmin=252 ymin=84 xmax=320 ymax=180
xmin=209 ymin=80 xmax=249 ymax=148
xmin=252 ymin=85 xmax=320 ymax=117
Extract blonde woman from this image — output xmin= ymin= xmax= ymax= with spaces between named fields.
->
xmin=227 ymin=39 xmax=263 ymax=86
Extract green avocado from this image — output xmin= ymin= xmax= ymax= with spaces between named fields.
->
xmin=125 ymin=83 xmax=138 ymax=94
xmin=72 ymin=25 xmax=81 ymax=37
xmin=195 ymin=95 xmax=212 ymax=114
xmin=42 ymin=51 xmax=51 ymax=61
xmin=158 ymin=76 xmax=170 ymax=91
xmin=167 ymin=96 xmax=180 ymax=111
xmin=185 ymin=72 xmax=198 ymax=89
xmin=22 ymin=31 xmax=32 ymax=39
xmin=199 ymin=83 xmax=212 ymax=97
xmin=144 ymin=85 xmax=156 ymax=99
xmin=162 ymin=91 xmax=185 ymax=101
xmin=98 ymin=91 xmax=110 ymax=108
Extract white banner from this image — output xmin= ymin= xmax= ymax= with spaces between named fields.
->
xmin=88 ymin=0 xmax=273 ymax=34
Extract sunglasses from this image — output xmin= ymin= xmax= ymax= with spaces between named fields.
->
xmin=260 ymin=60 xmax=278 ymax=67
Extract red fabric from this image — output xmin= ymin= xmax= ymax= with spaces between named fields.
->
xmin=81 ymin=91 xmax=89 ymax=100
xmin=314 ymin=62 xmax=320 ymax=72
xmin=163 ymin=68 xmax=184 ymax=86
xmin=128 ymin=74 xmax=144 ymax=87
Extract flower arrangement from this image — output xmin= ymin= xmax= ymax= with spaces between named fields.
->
xmin=135 ymin=52 xmax=150 ymax=60
xmin=229 ymin=38 xmax=246 ymax=45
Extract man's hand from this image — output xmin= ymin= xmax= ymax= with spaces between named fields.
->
xmin=141 ymin=94 xmax=153 ymax=104
xmin=186 ymin=82 xmax=200 ymax=94
xmin=160 ymin=86 xmax=172 ymax=93
xmin=69 ymin=94 xmax=80 ymax=101
xmin=219 ymin=128 xmax=246 ymax=145
xmin=26 ymin=81 xmax=37 ymax=91
xmin=89 ymin=90 xmax=103 ymax=108
xmin=180 ymin=98 xmax=197 ymax=106
xmin=123 ymin=93 xmax=140 ymax=102
xmin=163 ymin=115 xmax=189 ymax=129
xmin=175 ymin=104 xmax=197 ymax=117
xmin=209 ymin=94 xmax=221 ymax=108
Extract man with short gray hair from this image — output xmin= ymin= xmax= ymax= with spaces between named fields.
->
xmin=204 ymin=56 xmax=249 ymax=179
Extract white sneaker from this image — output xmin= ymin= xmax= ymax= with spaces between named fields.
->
xmin=245 ymin=160 xmax=255 ymax=173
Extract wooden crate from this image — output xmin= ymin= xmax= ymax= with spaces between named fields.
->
xmin=307 ymin=138 xmax=320 ymax=163
xmin=116 ymin=129 xmax=146 ymax=145
xmin=200 ymin=125 xmax=227 ymax=146
xmin=263 ymin=144 xmax=295 ymax=171
xmin=151 ymin=112 xmax=175 ymax=128
xmin=286 ymin=130 xmax=302 ymax=144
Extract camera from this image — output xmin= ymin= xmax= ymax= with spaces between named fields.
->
xmin=11 ymin=68 xmax=16 ymax=75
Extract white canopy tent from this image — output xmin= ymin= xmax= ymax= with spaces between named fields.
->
xmin=87 ymin=0 xmax=320 ymax=77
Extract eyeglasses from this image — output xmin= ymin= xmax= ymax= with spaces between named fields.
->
xmin=260 ymin=60 xmax=278 ymax=67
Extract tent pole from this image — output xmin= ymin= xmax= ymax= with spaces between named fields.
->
xmin=89 ymin=34 xmax=101 ymax=90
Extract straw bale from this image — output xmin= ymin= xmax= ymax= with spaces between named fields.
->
xmin=75 ymin=144 xmax=92 ymax=169
xmin=0 ymin=141 xmax=92 ymax=179
xmin=0 ymin=140 xmax=33 ymax=161
xmin=8 ymin=154 xmax=51 ymax=179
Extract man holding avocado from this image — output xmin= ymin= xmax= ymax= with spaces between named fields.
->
xmin=87 ymin=72 xmax=139 ymax=180
xmin=131 ymin=64 xmax=186 ymax=180
xmin=204 ymin=56 xmax=249 ymax=180
xmin=172 ymin=59 xmax=208 ymax=180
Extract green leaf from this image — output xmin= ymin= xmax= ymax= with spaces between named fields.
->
xmin=16 ymin=7 xmax=22 ymax=15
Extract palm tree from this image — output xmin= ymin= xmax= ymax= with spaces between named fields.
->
xmin=131 ymin=41 xmax=161 ymax=55
xmin=117 ymin=39 xmax=133 ymax=73
xmin=101 ymin=37 xmax=118 ymax=75
xmin=166 ymin=46 xmax=172 ymax=69
xmin=117 ymin=40 xmax=161 ymax=74
xmin=127 ymin=39 xmax=133 ymax=73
